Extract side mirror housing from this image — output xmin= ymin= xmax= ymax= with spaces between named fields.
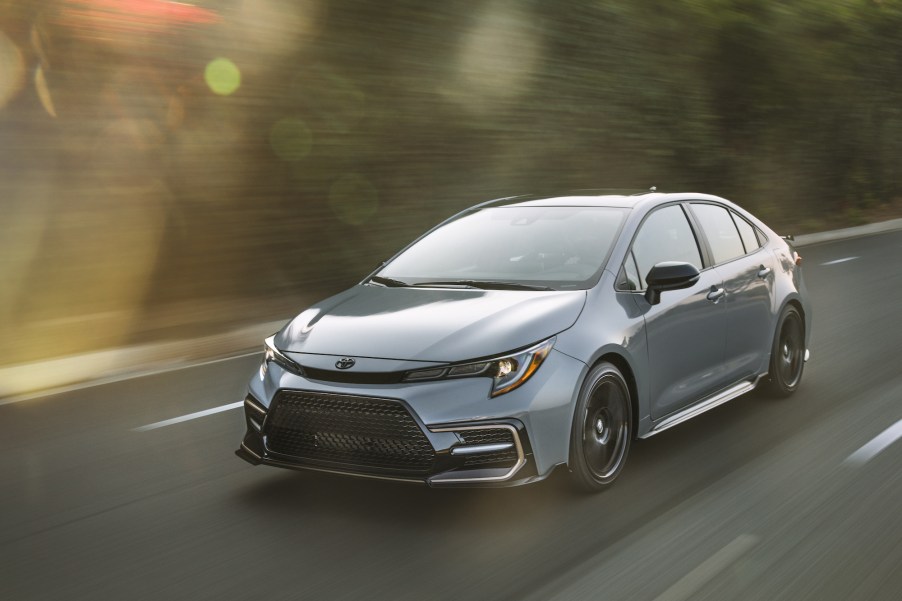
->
xmin=644 ymin=262 xmax=700 ymax=305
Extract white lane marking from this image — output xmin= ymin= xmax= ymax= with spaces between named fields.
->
xmin=0 ymin=351 xmax=260 ymax=406
xmin=844 ymin=418 xmax=902 ymax=466
xmin=133 ymin=401 xmax=244 ymax=432
xmin=821 ymin=256 xmax=859 ymax=266
xmin=652 ymin=534 xmax=760 ymax=601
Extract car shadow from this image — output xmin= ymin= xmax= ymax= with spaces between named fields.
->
xmin=232 ymin=381 xmax=817 ymax=540
xmin=236 ymin=463 xmax=581 ymax=524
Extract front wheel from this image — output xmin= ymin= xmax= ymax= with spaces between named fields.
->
xmin=765 ymin=305 xmax=805 ymax=397
xmin=568 ymin=363 xmax=632 ymax=492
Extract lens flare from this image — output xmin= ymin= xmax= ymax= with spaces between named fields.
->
xmin=204 ymin=58 xmax=241 ymax=96
xmin=443 ymin=0 xmax=543 ymax=113
xmin=33 ymin=66 xmax=56 ymax=118
xmin=0 ymin=32 xmax=25 ymax=110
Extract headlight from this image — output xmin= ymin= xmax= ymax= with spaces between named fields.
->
xmin=403 ymin=337 xmax=555 ymax=397
xmin=261 ymin=335 xmax=303 ymax=376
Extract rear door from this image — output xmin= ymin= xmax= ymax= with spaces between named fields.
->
xmin=688 ymin=203 xmax=777 ymax=382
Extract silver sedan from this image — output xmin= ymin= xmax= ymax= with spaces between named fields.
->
xmin=236 ymin=191 xmax=811 ymax=491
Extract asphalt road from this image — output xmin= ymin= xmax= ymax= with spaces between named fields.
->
xmin=3 ymin=231 xmax=902 ymax=601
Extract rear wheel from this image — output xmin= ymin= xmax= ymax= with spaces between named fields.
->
xmin=568 ymin=363 xmax=632 ymax=492
xmin=765 ymin=305 xmax=805 ymax=397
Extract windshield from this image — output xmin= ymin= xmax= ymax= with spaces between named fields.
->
xmin=375 ymin=206 xmax=627 ymax=289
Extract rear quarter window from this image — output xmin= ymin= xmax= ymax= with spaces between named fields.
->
xmin=731 ymin=211 xmax=761 ymax=254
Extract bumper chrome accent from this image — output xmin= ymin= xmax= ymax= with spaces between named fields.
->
xmin=239 ymin=441 xmax=262 ymax=461
xmin=428 ymin=423 xmax=526 ymax=483
xmin=244 ymin=395 xmax=267 ymax=431
xmin=450 ymin=442 xmax=515 ymax=456
xmin=244 ymin=395 xmax=267 ymax=417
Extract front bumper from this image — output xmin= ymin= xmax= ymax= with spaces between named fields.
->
xmin=235 ymin=391 xmax=542 ymax=487
xmin=236 ymin=348 xmax=584 ymax=487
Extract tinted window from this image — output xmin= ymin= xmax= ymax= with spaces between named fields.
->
xmin=378 ymin=206 xmax=626 ymax=289
xmin=631 ymin=205 xmax=702 ymax=289
xmin=731 ymin=212 xmax=760 ymax=253
xmin=691 ymin=203 xmax=745 ymax=264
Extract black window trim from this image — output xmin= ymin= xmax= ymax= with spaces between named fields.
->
xmin=727 ymin=209 xmax=763 ymax=256
xmin=628 ymin=250 xmax=642 ymax=289
xmin=681 ymin=201 xmax=715 ymax=269
xmin=754 ymin=225 xmax=769 ymax=248
xmin=727 ymin=204 xmax=770 ymax=247
xmin=615 ymin=248 xmax=643 ymax=291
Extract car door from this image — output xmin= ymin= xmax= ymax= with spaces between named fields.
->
xmin=689 ymin=203 xmax=777 ymax=382
xmin=620 ymin=204 xmax=729 ymax=420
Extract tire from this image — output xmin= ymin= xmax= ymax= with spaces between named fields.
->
xmin=568 ymin=362 xmax=633 ymax=492
xmin=765 ymin=305 xmax=805 ymax=397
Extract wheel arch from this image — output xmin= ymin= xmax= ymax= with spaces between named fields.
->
xmin=591 ymin=352 xmax=640 ymax=440
xmin=765 ymin=296 xmax=807 ymax=396
xmin=786 ymin=298 xmax=805 ymax=327
xmin=776 ymin=295 xmax=807 ymax=340
xmin=764 ymin=295 xmax=806 ymax=372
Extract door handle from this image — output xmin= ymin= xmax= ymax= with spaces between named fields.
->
xmin=757 ymin=266 xmax=772 ymax=278
xmin=707 ymin=287 xmax=726 ymax=302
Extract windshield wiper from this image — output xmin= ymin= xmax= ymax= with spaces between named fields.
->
xmin=368 ymin=275 xmax=411 ymax=287
xmin=412 ymin=280 xmax=556 ymax=291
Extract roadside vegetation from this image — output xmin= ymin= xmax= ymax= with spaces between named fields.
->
xmin=1 ymin=0 xmax=901 ymax=363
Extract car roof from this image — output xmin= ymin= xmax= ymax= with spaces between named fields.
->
xmin=479 ymin=191 xmax=731 ymax=211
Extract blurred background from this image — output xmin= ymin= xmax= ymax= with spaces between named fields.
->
xmin=2 ymin=0 xmax=902 ymax=366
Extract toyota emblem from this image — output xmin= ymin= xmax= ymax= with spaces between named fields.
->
xmin=335 ymin=357 xmax=356 ymax=370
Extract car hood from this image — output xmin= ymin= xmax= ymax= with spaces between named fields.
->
xmin=274 ymin=285 xmax=587 ymax=363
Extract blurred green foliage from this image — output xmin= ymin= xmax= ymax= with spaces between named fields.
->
xmin=1 ymin=0 xmax=901 ymax=361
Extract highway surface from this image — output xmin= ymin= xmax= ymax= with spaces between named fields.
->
xmin=3 ymin=231 xmax=901 ymax=601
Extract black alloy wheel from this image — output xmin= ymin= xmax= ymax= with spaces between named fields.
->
xmin=766 ymin=305 xmax=805 ymax=397
xmin=569 ymin=362 xmax=632 ymax=492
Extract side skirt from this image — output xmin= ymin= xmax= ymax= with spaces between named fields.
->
xmin=640 ymin=375 xmax=765 ymax=439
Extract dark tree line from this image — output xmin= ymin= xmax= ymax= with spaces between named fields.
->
xmin=2 ymin=0 xmax=901 ymax=360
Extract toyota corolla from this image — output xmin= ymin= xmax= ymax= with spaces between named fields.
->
xmin=236 ymin=191 xmax=811 ymax=491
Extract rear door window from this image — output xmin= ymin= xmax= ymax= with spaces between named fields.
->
xmin=690 ymin=203 xmax=745 ymax=265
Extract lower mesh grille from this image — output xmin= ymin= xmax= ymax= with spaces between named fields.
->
xmin=459 ymin=428 xmax=519 ymax=467
xmin=265 ymin=390 xmax=435 ymax=473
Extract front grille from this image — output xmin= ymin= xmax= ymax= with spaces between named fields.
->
xmin=302 ymin=367 xmax=404 ymax=385
xmin=265 ymin=390 xmax=435 ymax=473
xmin=459 ymin=428 xmax=519 ymax=467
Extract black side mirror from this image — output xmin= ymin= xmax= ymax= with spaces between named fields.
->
xmin=644 ymin=261 xmax=700 ymax=305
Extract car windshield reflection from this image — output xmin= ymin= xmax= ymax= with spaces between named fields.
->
xmin=376 ymin=206 xmax=627 ymax=289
